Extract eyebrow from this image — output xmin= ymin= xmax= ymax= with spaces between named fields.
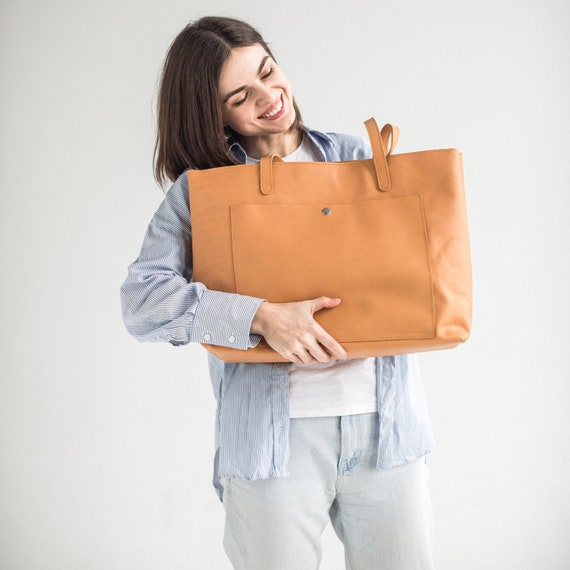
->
xmin=222 ymin=55 xmax=271 ymax=104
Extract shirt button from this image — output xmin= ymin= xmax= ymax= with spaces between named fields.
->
xmin=203 ymin=334 xmax=211 ymax=342
xmin=228 ymin=335 xmax=236 ymax=344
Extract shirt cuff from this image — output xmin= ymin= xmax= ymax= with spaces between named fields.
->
xmin=191 ymin=289 xmax=266 ymax=350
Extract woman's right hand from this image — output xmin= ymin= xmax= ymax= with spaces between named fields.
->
xmin=250 ymin=297 xmax=347 ymax=364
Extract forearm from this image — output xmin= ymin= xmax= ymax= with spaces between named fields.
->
xmin=121 ymin=173 xmax=265 ymax=349
xmin=121 ymin=275 xmax=265 ymax=349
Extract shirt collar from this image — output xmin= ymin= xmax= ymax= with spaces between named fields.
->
xmin=228 ymin=127 xmax=333 ymax=164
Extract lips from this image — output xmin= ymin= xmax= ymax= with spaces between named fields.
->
xmin=259 ymin=95 xmax=285 ymax=120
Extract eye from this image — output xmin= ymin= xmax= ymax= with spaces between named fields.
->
xmin=262 ymin=66 xmax=275 ymax=80
xmin=234 ymin=92 xmax=249 ymax=107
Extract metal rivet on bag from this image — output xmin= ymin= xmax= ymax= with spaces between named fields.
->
xmin=321 ymin=207 xmax=332 ymax=216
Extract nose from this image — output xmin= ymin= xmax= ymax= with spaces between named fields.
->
xmin=254 ymin=82 xmax=274 ymax=106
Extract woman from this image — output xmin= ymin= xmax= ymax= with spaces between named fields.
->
xmin=121 ymin=16 xmax=435 ymax=570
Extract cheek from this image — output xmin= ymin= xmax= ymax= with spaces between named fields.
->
xmin=222 ymin=107 xmax=244 ymax=129
xmin=276 ymin=71 xmax=293 ymax=94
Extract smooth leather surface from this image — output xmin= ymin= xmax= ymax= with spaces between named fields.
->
xmin=188 ymin=118 xmax=472 ymax=362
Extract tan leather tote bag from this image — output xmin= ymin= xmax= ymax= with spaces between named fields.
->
xmin=188 ymin=118 xmax=472 ymax=363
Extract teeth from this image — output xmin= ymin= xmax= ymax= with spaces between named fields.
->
xmin=261 ymin=98 xmax=283 ymax=118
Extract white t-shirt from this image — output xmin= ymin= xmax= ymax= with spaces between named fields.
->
xmin=246 ymin=133 xmax=377 ymax=418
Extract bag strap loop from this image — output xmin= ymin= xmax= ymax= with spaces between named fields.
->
xmin=381 ymin=122 xmax=400 ymax=156
xmin=259 ymin=154 xmax=284 ymax=195
xmin=259 ymin=119 xmax=399 ymax=194
xmin=364 ymin=118 xmax=399 ymax=192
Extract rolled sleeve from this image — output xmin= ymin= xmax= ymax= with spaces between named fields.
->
xmin=191 ymin=289 xmax=266 ymax=350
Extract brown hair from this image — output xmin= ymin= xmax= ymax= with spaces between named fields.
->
xmin=153 ymin=16 xmax=303 ymax=187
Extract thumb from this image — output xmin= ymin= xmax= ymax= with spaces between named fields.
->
xmin=311 ymin=296 xmax=342 ymax=314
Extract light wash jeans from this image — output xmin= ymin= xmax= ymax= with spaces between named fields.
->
xmin=220 ymin=412 xmax=434 ymax=570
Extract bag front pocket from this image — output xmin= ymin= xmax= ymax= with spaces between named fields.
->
xmin=230 ymin=195 xmax=434 ymax=342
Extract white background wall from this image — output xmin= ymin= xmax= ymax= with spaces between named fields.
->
xmin=1 ymin=0 xmax=569 ymax=568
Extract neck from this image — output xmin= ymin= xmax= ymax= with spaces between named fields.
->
xmin=239 ymin=129 xmax=302 ymax=159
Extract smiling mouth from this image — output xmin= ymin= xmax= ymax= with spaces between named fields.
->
xmin=259 ymin=96 xmax=284 ymax=119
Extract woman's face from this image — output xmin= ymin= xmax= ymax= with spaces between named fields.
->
xmin=219 ymin=44 xmax=296 ymax=138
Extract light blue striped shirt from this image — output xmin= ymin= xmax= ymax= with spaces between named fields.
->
xmin=120 ymin=128 xmax=435 ymax=497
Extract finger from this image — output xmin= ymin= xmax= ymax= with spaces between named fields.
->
xmin=315 ymin=329 xmax=347 ymax=360
xmin=278 ymin=346 xmax=307 ymax=364
xmin=310 ymin=296 xmax=342 ymax=313
xmin=306 ymin=340 xmax=333 ymax=363
xmin=293 ymin=347 xmax=319 ymax=365
xmin=288 ymin=353 xmax=303 ymax=364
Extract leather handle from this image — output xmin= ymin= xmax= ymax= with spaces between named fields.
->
xmin=259 ymin=154 xmax=284 ymax=195
xmin=259 ymin=120 xmax=399 ymax=194
xmin=364 ymin=118 xmax=400 ymax=192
